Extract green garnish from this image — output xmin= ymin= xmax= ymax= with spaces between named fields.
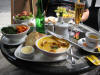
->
xmin=1 ymin=26 xmax=17 ymax=34
xmin=51 ymin=45 xmax=59 ymax=49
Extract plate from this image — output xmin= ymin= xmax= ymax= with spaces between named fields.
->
xmin=1 ymin=36 xmax=27 ymax=45
xmin=14 ymin=44 xmax=67 ymax=62
xmin=78 ymin=38 xmax=100 ymax=54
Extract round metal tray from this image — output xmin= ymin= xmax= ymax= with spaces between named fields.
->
xmin=0 ymin=42 xmax=96 ymax=74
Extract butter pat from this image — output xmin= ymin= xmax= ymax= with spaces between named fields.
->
xmin=20 ymin=46 xmax=34 ymax=59
xmin=21 ymin=46 xmax=34 ymax=54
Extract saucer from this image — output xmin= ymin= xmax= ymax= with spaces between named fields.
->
xmin=14 ymin=44 xmax=67 ymax=62
xmin=1 ymin=36 xmax=27 ymax=45
xmin=78 ymin=38 xmax=100 ymax=53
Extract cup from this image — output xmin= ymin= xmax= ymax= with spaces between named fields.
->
xmin=20 ymin=46 xmax=34 ymax=59
xmin=85 ymin=32 xmax=100 ymax=49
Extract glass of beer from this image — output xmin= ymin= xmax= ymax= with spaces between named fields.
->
xmin=69 ymin=1 xmax=85 ymax=37
xmin=75 ymin=2 xmax=85 ymax=25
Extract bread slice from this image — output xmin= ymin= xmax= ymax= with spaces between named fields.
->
xmin=24 ymin=32 xmax=46 ymax=46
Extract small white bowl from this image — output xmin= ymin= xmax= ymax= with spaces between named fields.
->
xmin=35 ymin=35 xmax=71 ymax=57
xmin=20 ymin=46 xmax=34 ymax=59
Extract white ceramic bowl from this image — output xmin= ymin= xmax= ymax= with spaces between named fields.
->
xmin=35 ymin=35 xmax=71 ymax=57
xmin=20 ymin=46 xmax=34 ymax=59
xmin=1 ymin=24 xmax=30 ymax=42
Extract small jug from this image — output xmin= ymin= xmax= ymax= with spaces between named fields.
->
xmin=54 ymin=22 xmax=69 ymax=39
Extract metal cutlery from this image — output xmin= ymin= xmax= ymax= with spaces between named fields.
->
xmin=70 ymin=46 xmax=76 ymax=64
xmin=66 ymin=50 xmax=80 ymax=60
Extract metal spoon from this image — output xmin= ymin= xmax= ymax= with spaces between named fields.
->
xmin=70 ymin=46 xmax=75 ymax=64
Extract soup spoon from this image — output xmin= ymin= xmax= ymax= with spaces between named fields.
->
xmin=70 ymin=46 xmax=76 ymax=64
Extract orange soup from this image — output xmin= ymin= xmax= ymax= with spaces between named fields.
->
xmin=37 ymin=36 xmax=70 ymax=53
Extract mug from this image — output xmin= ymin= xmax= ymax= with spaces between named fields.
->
xmin=85 ymin=32 xmax=100 ymax=49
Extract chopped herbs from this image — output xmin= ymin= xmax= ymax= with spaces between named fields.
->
xmin=1 ymin=25 xmax=28 ymax=34
xmin=1 ymin=26 xmax=17 ymax=34
xmin=51 ymin=45 xmax=59 ymax=49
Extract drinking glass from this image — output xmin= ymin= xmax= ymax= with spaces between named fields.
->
xmin=74 ymin=1 xmax=85 ymax=26
xmin=68 ymin=1 xmax=85 ymax=39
